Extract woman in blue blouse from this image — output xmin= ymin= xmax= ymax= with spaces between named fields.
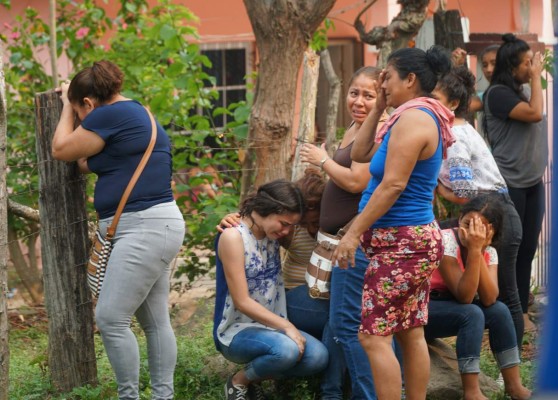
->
xmin=53 ymin=60 xmax=185 ymax=400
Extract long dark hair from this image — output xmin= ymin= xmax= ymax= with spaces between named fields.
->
xmin=436 ymin=66 xmax=476 ymax=118
xmin=68 ymin=60 xmax=124 ymax=106
xmin=387 ymin=45 xmax=452 ymax=95
xmin=239 ymin=179 xmax=305 ymax=219
xmin=489 ymin=33 xmax=531 ymax=100
xmin=459 ymin=193 xmax=505 ymax=247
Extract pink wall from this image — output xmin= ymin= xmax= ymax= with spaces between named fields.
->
xmin=445 ymin=0 xmax=545 ymax=37
xmin=3 ymin=1 xmax=548 ymax=61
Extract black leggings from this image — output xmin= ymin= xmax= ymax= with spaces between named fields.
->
xmin=508 ymin=181 xmax=546 ymax=314
xmin=495 ymin=197 xmax=524 ymax=348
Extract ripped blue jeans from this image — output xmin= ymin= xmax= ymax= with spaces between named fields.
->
xmin=425 ymin=298 xmax=520 ymax=373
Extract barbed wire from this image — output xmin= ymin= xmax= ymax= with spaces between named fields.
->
xmin=10 ymin=104 xmax=322 ymax=145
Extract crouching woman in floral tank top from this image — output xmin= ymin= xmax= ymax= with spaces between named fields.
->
xmin=213 ymin=180 xmax=328 ymax=400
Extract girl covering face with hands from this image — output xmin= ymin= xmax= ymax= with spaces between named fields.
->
xmin=425 ymin=194 xmax=531 ymax=400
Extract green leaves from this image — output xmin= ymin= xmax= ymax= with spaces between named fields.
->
xmin=4 ymin=0 xmax=252 ymax=285
xmin=541 ymin=49 xmax=555 ymax=90
xmin=310 ymin=18 xmax=335 ymax=52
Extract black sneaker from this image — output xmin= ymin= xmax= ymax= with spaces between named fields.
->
xmin=248 ymin=383 xmax=267 ymax=400
xmin=225 ymin=376 xmax=249 ymax=400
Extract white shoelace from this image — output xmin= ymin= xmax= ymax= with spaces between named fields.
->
xmin=228 ymin=383 xmax=248 ymax=399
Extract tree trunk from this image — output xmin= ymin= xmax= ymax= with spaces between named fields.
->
xmin=35 ymin=90 xmax=97 ymax=392
xmin=241 ymin=0 xmax=336 ymax=196
xmin=356 ymin=0 xmax=429 ymax=67
xmin=320 ymin=49 xmax=341 ymax=151
xmin=0 ymin=48 xmax=10 ymax=400
xmin=7 ymin=222 xmax=43 ymax=304
xmin=292 ymin=48 xmax=320 ymax=182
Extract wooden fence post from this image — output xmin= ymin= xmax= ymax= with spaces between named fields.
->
xmin=320 ymin=49 xmax=341 ymax=152
xmin=292 ymin=48 xmax=320 ymax=182
xmin=35 ymin=90 xmax=97 ymax=392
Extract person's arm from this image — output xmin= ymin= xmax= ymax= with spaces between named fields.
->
xmin=469 ymin=95 xmax=483 ymax=113
xmin=475 ymin=246 xmax=499 ymax=306
xmin=332 ymin=109 xmax=436 ymax=268
xmin=451 ymin=47 xmax=467 ymax=66
xmin=436 ymin=182 xmax=469 ymax=205
xmin=77 ymin=158 xmax=91 ymax=174
xmin=437 ymin=132 xmax=476 ymax=204
xmin=438 ymin=218 xmax=498 ymax=305
xmin=437 ymin=253 xmax=478 ymax=303
xmin=218 ymin=229 xmax=305 ymax=353
xmin=300 ymin=142 xmax=370 ymax=193
xmin=508 ymin=51 xmax=544 ymax=123
xmin=216 ymin=212 xmax=241 ymax=233
xmin=350 ymin=108 xmax=385 ymax=163
xmin=351 ymin=72 xmax=387 ymax=163
xmin=52 ymin=83 xmax=105 ymax=162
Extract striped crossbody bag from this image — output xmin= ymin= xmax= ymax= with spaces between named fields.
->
xmin=87 ymin=107 xmax=157 ymax=298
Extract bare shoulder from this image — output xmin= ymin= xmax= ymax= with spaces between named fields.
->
xmin=391 ymin=108 xmax=437 ymax=142
xmin=218 ymin=228 xmax=244 ymax=257
xmin=219 ymin=227 xmax=242 ymax=244
xmin=397 ymin=108 xmax=438 ymax=130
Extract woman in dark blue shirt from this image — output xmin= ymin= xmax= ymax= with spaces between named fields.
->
xmin=53 ymin=60 xmax=185 ymax=400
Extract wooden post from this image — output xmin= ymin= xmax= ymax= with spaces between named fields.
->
xmin=48 ymin=0 xmax=58 ymax=87
xmin=292 ymin=48 xmax=320 ymax=182
xmin=433 ymin=9 xmax=465 ymax=55
xmin=0 ymin=49 xmax=10 ymax=400
xmin=35 ymin=91 xmax=97 ymax=392
xmin=320 ymin=49 xmax=341 ymax=152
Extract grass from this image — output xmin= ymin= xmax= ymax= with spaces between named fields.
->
xmin=7 ymin=298 xmax=538 ymax=399
xmin=478 ymin=330 xmax=538 ymax=400
xmin=7 ymin=299 xmax=320 ymax=400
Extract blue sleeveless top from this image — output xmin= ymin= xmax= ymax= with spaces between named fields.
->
xmin=358 ymin=108 xmax=442 ymax=228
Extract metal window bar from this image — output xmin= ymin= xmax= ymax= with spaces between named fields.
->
xmin=533 ymin=69 xmax=553 ymax=291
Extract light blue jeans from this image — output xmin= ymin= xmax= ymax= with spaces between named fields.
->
xmin=286 ymin=285 xmax=347 ymax=399
xmin=95 ymin=202 xmax=185 ymax=400
xmin=329 ymin=247 xmax=377 ymax=400
xmin=218 ymin=327 xmax=329 ymax=381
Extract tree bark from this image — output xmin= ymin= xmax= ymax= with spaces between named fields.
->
xmin=0 ymin=48 xmax=10 ymax=400
xmin=320 ymin=49 xmax=341 ymax=151
xmin=355 ymin=0 xmax=429 ymax=67
xmin=35 ymin=90 xmax=97 ymax=392
xmin=241 ymin=0 xmax=336 ymax=196
xmin=7 ymin=199 xmax=40 ymax=222
xmin=292 ymin=48 xmax=320 ymax=182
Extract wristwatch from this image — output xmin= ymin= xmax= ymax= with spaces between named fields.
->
xmin=319 ymin=156 xmax=330 ymax=169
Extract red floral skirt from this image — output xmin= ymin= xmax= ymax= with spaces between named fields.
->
xmin=359 ymin=222 xmax=443 ymax=336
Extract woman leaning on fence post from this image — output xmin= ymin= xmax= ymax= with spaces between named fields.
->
xmin=52 ymin=60 xmax=185 ymax=400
